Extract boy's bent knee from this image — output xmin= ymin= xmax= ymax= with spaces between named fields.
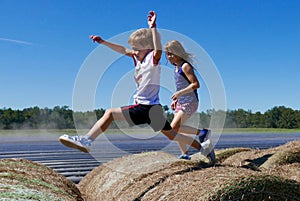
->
xmin=102 ymin=109 xmax=116 ymax=121
xmin=104 ymin=109 xmax=113 ymax=116
xmin=161 ymin=130 xmax=176 ymax=140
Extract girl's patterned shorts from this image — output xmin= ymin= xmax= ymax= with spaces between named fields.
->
xmin=174 ymin=102 xmax=199 ymax=116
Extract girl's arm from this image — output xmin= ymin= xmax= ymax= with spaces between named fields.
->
xmin=171 ymin=63 xmax=200 ymax=100
xmin=90 ymin=35 xmax=133 ymax=57
xmin=148 ymin=11 xmax=162 ymax=64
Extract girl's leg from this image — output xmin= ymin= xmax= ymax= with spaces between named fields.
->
xmin=85 ymin=108 xmax=126 ymax=140
xmin=171 ymin=110 xmax=200 ymax=135
xmin=171 ymin=110 xmax=199 ymax=154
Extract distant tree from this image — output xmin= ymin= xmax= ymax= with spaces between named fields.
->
xmin=95 ymin=108 xmax=105 ymax=119
xmin=264 ymin=106 xmax=298 ymax=128
xmin=199 ymin=111 xmax=211 ymax=128
xmin=0 ymin=105 xmax=299 ymax=130
xmin=296 ymin=110 xmax=300 ymax=128
xmin=225 ymin=109 xmax=251 ymax=128
xmin=224 ymin=110 xmax=237 ymax=128
xmin=1 ymin=108 xmax=15 ymax=129
xmin=249 ymin=111 xmax=265 ymax=128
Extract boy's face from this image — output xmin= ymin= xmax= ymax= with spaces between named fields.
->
xmin=132 ymin=46 xmax=151 ymax=62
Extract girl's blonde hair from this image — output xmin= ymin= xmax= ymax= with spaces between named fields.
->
xmin=164 ymin=40 xmax=194 ymax=64
xmin=128 ymin=28 xmax=154 ymax=49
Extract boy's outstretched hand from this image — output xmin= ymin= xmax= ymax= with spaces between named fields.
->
xmin=148 ymin=11 xmax=157 ymax=28
xmin=90 ymin=35 xmax=104 ymax=44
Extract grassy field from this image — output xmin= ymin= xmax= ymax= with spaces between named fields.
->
xmin=222 ymin=128 xmax=300 ymax=133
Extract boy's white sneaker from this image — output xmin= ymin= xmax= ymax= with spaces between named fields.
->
xmin=200 ymin=139 xmax=216 ymax=165
xmin=59 ymin=134 xmax=91 ymax=153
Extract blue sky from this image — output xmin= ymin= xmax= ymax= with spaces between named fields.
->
xmin=1 ymin=0 xmax=300 ymax=112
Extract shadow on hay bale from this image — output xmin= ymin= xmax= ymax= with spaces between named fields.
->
xmin=220 ymin=140 xmax=300 ymax=171
xmin=260 ymin=140 xmax=300 ymax=169
xmin=0 ymin=158 xmax=83 ymax=201
xmin=220 ymin=148 xmax=275 ymax=170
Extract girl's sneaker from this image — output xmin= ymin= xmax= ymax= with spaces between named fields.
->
xmin=59 ymin=134 xmax=91 ymax=153
xmin=198 ymin=128 xmax=211 ymax=143
xmin=178 ymin=154 xmax=191 ymax=160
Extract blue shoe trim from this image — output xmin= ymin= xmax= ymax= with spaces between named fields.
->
xmin=178 ymin=154 xmax=191 ymax=160
xmin=199 ymin=128 xmax=210 ymax=143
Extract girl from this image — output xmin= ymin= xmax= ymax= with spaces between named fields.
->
xmin=164 ymin=40 xmax=215 ymax=163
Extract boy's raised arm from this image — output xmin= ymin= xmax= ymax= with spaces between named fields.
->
xmin=148 ymin=11 xmax=162 ymax=64
xmin=90 ymin=35 xmax=133 ymax=57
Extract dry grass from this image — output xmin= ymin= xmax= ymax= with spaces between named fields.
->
xmin=207 ymin=174 xmax=300 ymax=201
xmin=0 ymin=158 xmax=83 ymax=201
xmin=141 ymin=166 xmax=259 ymax=201
xmin=264 ymin=163 xmax=300 ymax=182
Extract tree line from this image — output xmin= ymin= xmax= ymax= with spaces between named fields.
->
xmin=0 ymin=105 xmax=299 ymax=130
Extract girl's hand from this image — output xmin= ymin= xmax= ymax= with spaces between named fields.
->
xmin=148 ymin=11 xmax=157 ymax=28
xmin=171 ymin=100 xmax=177 ymax=110
xmin=171 ymin=91 xmax=181 ymax=101
xmin=90 ymin=35 xmax=104 ymax=44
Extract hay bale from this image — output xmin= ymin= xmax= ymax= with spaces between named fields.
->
xmin=264 ymin=163 xmax=300 ymax=182
xmin=207 ymin=175 xmax=300 ymax=201
xmin=215 ymin=147 xmax=251 ymax=163
xmin=140 ymin=166 xmax=258 ymax=201
xmin=78 ymin=151 xmax=208 ymax=200
xmin=260 ymin=140 xmax=300 ymax=169
xmin=141 ymin=166 xmax=300 ymax=201
xmin=78 ymin=146 xmax=300 ymax=200
xmin=0 ymin=158 xmax=82 ymax=201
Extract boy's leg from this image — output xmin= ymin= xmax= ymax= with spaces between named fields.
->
xmin=160 ymin=129 xmax=201 ymax=150
xmin=59 ymin=107 xmax=126 ymax=153
xmin=147 ymin=105 xmax=200 ymax=151
xmin=85 ymin=108 xmax=125 ymax=140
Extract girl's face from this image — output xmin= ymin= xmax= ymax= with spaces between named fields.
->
xmin=166 ymin=52 xmax=181 ymax=66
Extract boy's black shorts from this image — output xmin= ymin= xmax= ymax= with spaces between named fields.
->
xmin=121 ymin=104 xmax=172 ymax=132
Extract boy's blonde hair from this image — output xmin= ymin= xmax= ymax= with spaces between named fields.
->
xmin=164 ymin=40 xmax=194 ymax=64
xmin=128 ymin=28 xmax=154 ymax=49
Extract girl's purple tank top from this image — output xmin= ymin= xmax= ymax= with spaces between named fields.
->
xmin=174 ymin=63 xmax=198 ymax=104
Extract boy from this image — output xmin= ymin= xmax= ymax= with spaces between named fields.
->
xmin=59 ymin=11 xmax=212 ymax=158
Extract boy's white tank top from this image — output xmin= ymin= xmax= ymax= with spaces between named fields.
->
xmin=133 ymin=51 xmax=160 ymax=105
